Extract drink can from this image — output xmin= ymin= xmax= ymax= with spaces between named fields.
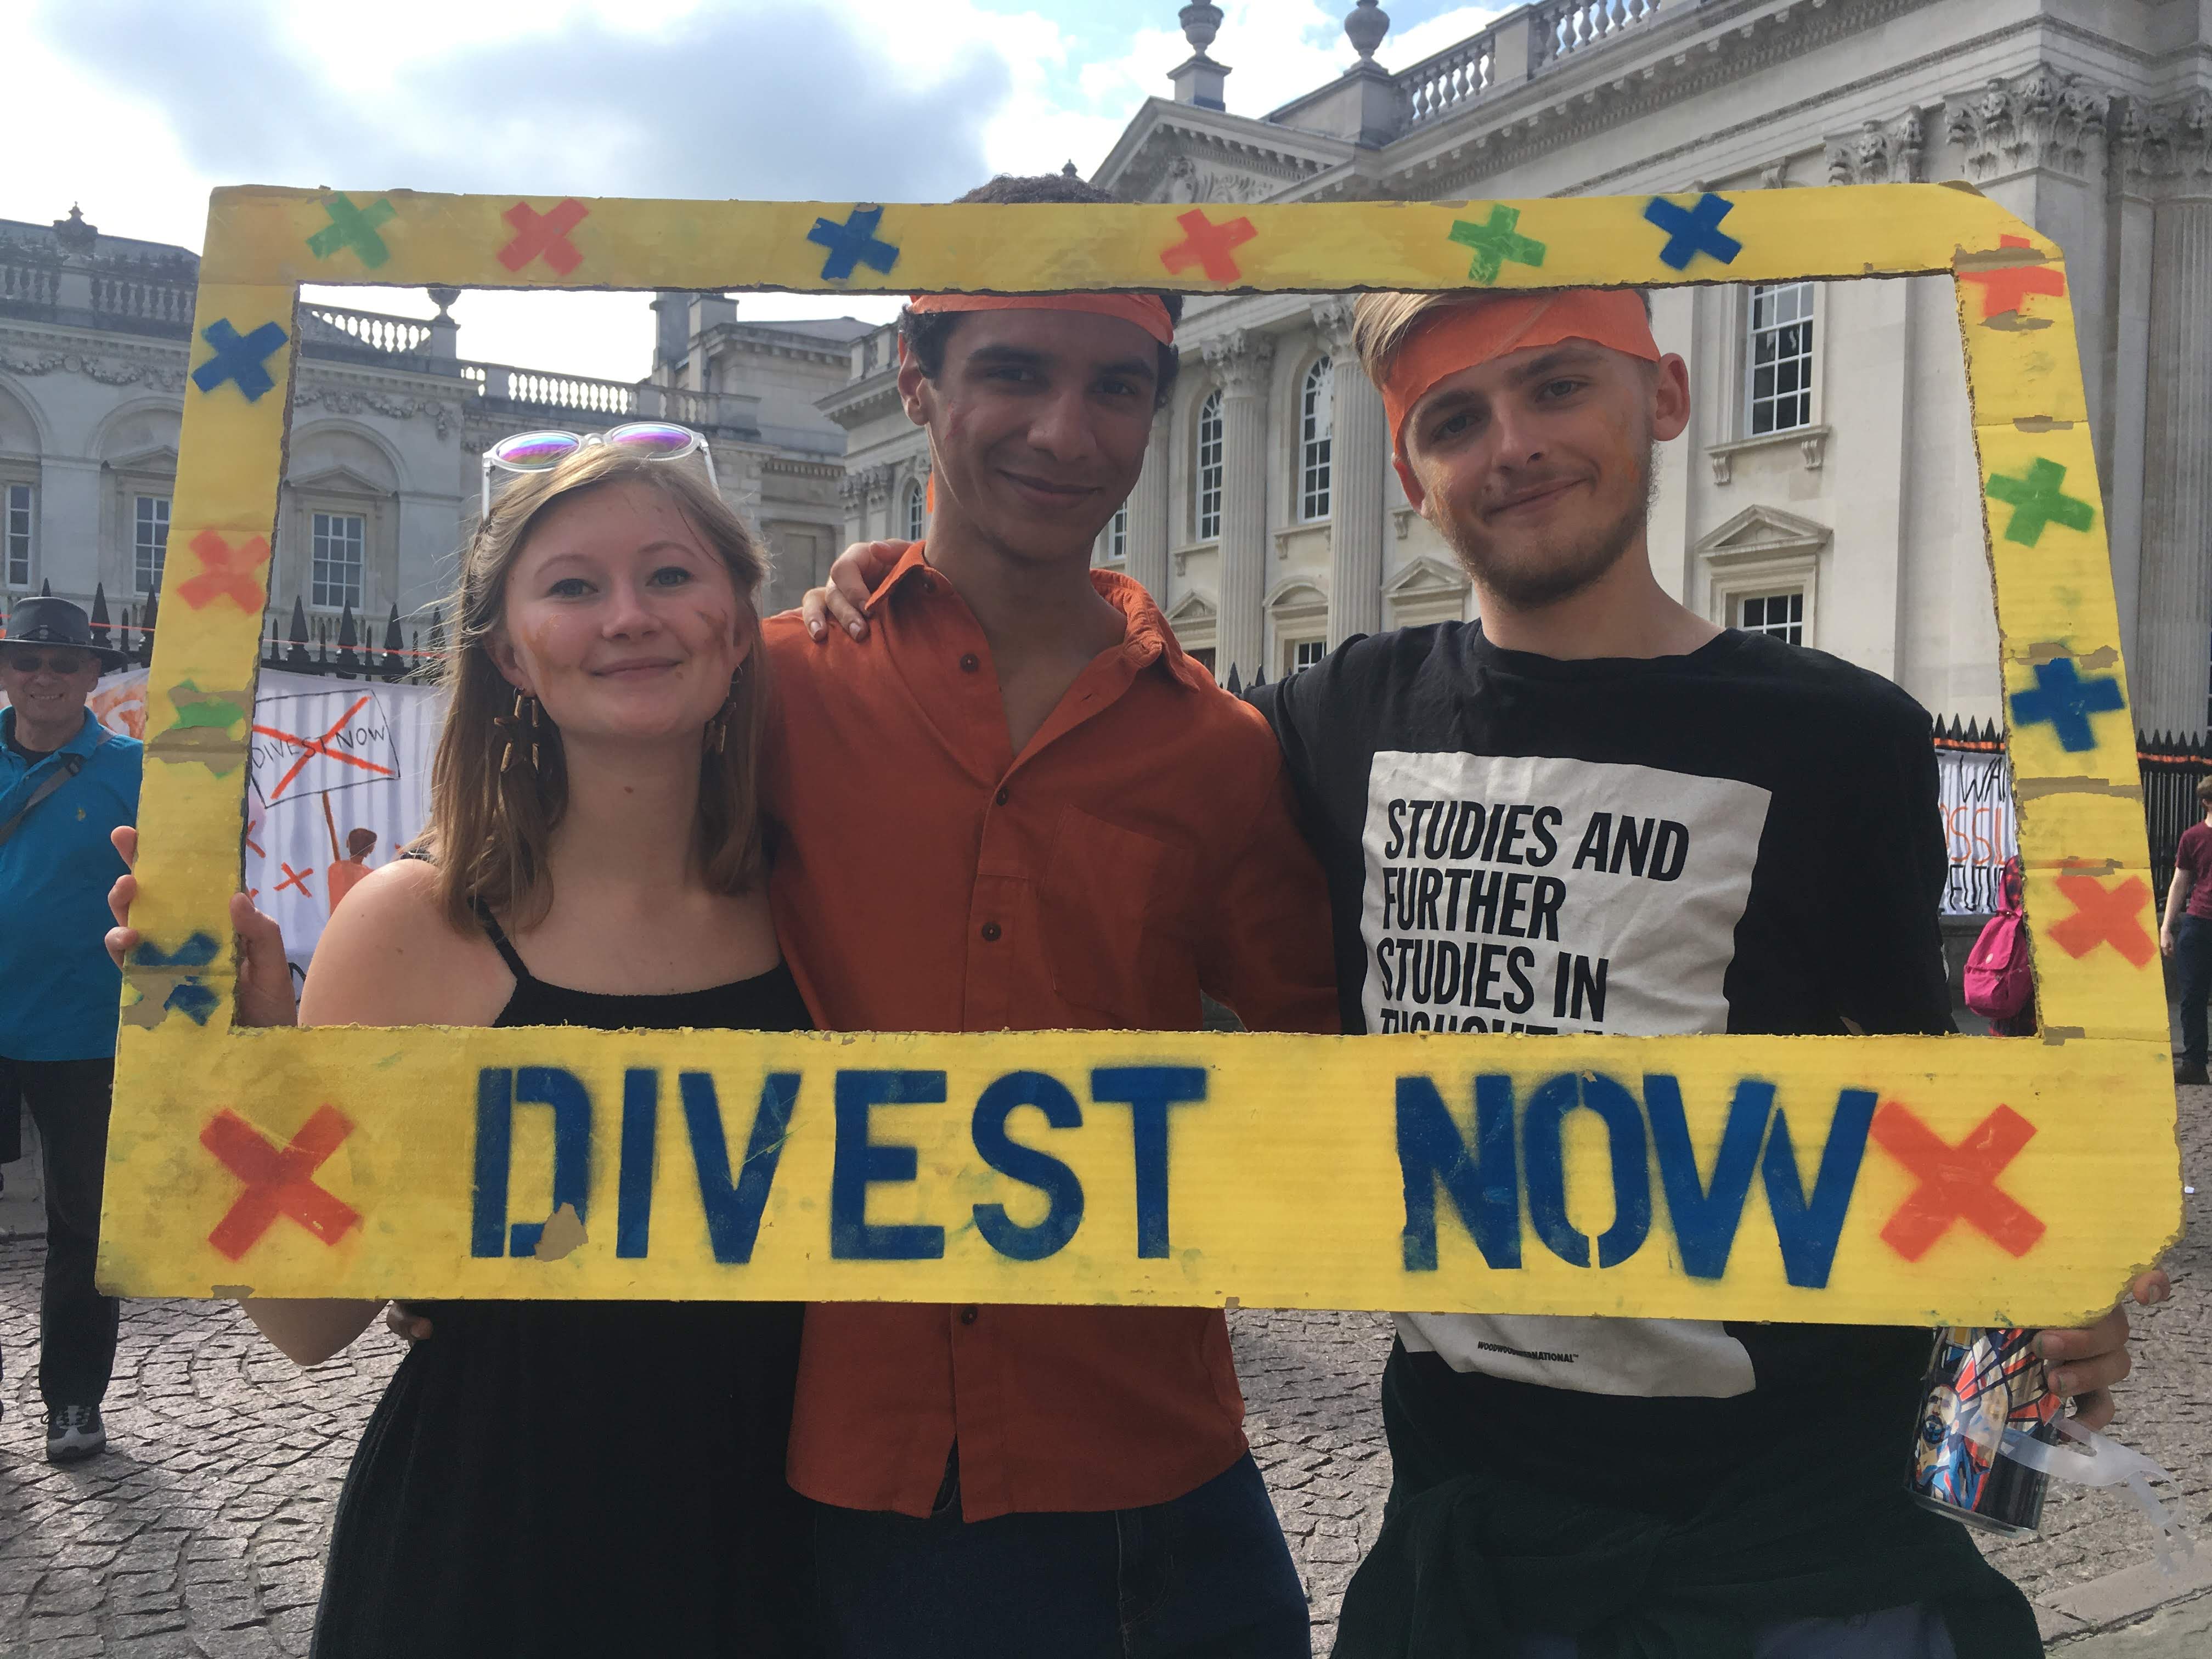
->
xmin=1909 ymin=1326 xmax=2063 ymax=1537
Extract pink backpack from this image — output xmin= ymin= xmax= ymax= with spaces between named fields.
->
xmin=1963 ymin=857 xmax=2032 ymax=1020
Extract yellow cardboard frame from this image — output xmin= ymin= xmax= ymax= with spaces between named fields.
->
xmin=100 ymin=184 xmax=2180 ymax=1326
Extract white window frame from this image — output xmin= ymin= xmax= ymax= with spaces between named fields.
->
xmin=1735 ymin=590 xmax=1804 ymax=645
xmin=312 ymin=510 xmax=367 ymax=612
xmin=1291 ymin=637 xmax=1325 ymax=673
xmin=134 ymin=493 xmax=171 ymax=596
xmin=1195 ymin=390 xmax=1223 ymax=543
xmin=904 ymin=478 xmax=926 ymax=541
xmin=1107 ymin=503 xmax=1128 ymax=563
xmin=3 ymin=481 xmax=31 ymax=591
xmin=1299 ymin=358 xmax=1333 ymax=523
xmin=1744 ymin=282 xmax=1816 ymax=437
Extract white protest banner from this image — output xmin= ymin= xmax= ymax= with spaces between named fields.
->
xmin=1935 ymin=744 xmax=2018 ymax=916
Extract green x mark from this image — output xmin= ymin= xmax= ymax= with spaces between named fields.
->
xmin=1448 ymin=205 xmax=1545 ymax=284
xmin=1985 ymin=458 xmax=2096 ymax=546
xmin=307 ymin=194 xmax=397 ymax=269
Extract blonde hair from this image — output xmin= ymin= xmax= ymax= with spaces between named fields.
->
xmin=1348 ymin=289 xmax=1656 ymax=390
xmin=419 ymin=442 xmax=771 ymax=934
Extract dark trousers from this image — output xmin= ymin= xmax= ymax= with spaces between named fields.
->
xmin=812 ymin=1451 xmax=1310 ymax=1659
xmin=2177 ymin=915 xmax=2212 ymax=1070
xmin=0 ymin=1056 xmax=120 ymax=1406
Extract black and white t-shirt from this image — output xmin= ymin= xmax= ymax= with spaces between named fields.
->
xmin=1251 ymin=623 xmax=1950 ymax=1514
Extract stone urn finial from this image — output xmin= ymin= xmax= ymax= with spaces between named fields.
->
xmin=52 ymin=204 xmax=97 ymax=256
xmin=1180 ymin=2 xmax=1223 ymax=53
xmin=1345 ymin=0 xmax=1390 ymax=62
xmin=425 ymin=285 xmax=460 ymax=321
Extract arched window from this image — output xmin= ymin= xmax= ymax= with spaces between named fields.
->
xmin=1107 ymin=503 xmax=1128 ymax=563
xmin=905 ymin=477 xmax=926 ymax=541
xmin=1300 ymin=358 xmax=1333 ymax=522
xmin=1195 ymin=390 xmax=1223 ymax=542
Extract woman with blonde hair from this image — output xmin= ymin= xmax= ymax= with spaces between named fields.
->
xmin=113 ymin=433 xmax=816 ymax=1655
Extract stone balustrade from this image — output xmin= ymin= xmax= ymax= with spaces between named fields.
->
xmin=0 ymin=258 xmax=58 ymax=309
xmin=1531 ymin=0 xmax=1669 ymax=73
xmin=1401 ymin=30 xmax=1498 ymax=127
xmin=89 ymin=274 xmax=193 ymax=328
xmin=303 ymin=304 xmax=435 ymax=357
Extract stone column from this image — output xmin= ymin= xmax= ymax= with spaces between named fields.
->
xmin=2125 ymin=95 xmax=2212 ymax=733
xmin=1312 ymin=299 xmax=1386 ymax=645
xmin=1126 ymin=407 xmax=1171 ymax=602
xmin=1202 ymin=329 xmax=1273 ymax=686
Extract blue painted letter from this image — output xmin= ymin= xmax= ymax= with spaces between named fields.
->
xmin=1762 ymin=1088 xmax=1876 ymax=1289
xmin=1091 ymin=1066 xmax=1206 ymax=1258
xmin=971 ymin=1071 xmax=1086 ymax=1262
xmin=831 ymin=1070 xmax=946 ymax=1260
xmin=1646 ymin=1074 xmax=1771 ymax=1280
xmin=616 ymin=1069 xmax=657 ymax=1259
xmin=681 ymin=1071 xmax=801 ymax=1264
xmin=471 ymin=1067 xmax=592 ymax=1258
xmin=1523 ymin=1073 xmax=1650 ymax=1268
xmin=1395 ymin=1074 xmax=1520 ymax=1272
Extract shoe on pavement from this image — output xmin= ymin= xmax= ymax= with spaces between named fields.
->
xmin=2177 ymin=1063 xmax=2209 ymax=1086
xmin=46 ymin=1404 xmax=106 ymax=1464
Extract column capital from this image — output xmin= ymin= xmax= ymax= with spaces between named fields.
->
xmin=1308 ymin=297 xmax=1358 ymax=354
xmin=1201 ymin=328 xmax=1276 ymax=393
xmin=1945 ymin=67 xmax=2113 ymax=186
xmin=1824 ymin=108 xmax=1926 ymax=186
xmin=2119 ymin=92 xmax=2212 ymax=194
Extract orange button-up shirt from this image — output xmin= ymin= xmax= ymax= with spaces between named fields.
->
xmin=762 ymin=543 xmax=1338 ymax=1520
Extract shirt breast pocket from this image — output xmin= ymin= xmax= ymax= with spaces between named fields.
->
xmin=1038 ymin=808 xmax=1196 ymax=1026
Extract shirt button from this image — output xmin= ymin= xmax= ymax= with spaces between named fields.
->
xmin=958 ymin=1306 xmax=979 ymax=1326
xmin=959 ymin=653 xmax=980 ymax=673
xmin=994 ymin=787 xmax=1009 ymax=806
xmin=980 ymin=921 xmax=1002 ymax=943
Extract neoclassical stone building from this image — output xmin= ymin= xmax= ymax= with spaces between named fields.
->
xmin=0 ymin=209 xmax=866 ymax=645
xmin=828 ymin=0 xmax=2211 ymax=728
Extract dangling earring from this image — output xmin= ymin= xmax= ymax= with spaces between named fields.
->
xmin=706 ymin=663 xmax=744 ymax=755
xmin=495 ymin=688 xmax=539 ymax=773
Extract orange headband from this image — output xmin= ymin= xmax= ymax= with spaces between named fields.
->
xmin=904 ymin=291 xmax=1176 ymax=347
xmin=1381 ymin=290 xmax=1658 ymax=454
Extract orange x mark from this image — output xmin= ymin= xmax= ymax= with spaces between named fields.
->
xmin=202 ymin=1105 xmax=361 ymax=1260
xmin=177 ymin=529 xmax=271 ymax=612
xmin=1959 ymin=235 xmax=2067 ymax=320
xmin=2048 ymin=873 xmax=2155 ymax=966
xmin=252 ymin=694 xmax=394 ymax=803
xmin=1871 ymin=1101 xmax=2045 ymax=1261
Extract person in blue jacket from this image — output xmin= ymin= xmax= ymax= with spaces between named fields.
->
xmin=0 ymin=596 xmax=141 ymax=1463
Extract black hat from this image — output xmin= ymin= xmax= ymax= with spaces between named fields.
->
xmin=1 ymin=596 xmax=118 ymax=667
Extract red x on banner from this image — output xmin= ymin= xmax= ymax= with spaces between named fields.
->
xmin=201 ymin=1105 xmax=362 ymax=1261
xmin=2047 ymin=872 xmax=2155 ymax=965
xmin=498 ymin=199 xmax=588 ymax=275
xmin=1959 ymin=235 xmax=2067 ymax=320
xmin=177 ymin=529 xmax=271 ymax=612
xmin=1160 ymin=208 xmax=1259 ymax=283
xmin=1871 ymin=1101 xmax=2045 ymax=1261
xmin=252 ymin=693 xmax=396 ymax=804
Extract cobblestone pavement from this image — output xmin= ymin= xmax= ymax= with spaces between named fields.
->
xmin=0 ymin=1093 xmax=2203 ymax=1656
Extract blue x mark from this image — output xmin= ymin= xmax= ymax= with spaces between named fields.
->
xmin=807 ymin=205 xmax=900 ymax=281
xmin=190 ymin=320 xmax=289 ymax=402
xmin=1644 ymin=194 xmax=1742 ymax=270
xmin=133 ymin=933 xmax=221 ymax=969
xmin=2010 ymin=658 xmax=2126 ymax=753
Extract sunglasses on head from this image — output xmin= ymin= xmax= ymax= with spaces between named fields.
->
xmin=3 ymin=647 xmax=94 ymax=674
xmin=481 ymin=422 xmax=719 ymax=516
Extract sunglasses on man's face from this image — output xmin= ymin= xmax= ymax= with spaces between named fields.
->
xmin=2 ymin=648 xmax=95 ymax=675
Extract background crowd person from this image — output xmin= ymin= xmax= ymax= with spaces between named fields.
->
xmin=0 ymin=594 xmax=140 ymax=1465
xmin=110 ymin=443 xmax=819 ymax=1657
xmin=2158 ymin=775 xmax=2212 ymax=1084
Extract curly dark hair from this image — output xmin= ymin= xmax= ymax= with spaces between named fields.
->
xmin=898 ymin=172 xmax=1184 ymax=408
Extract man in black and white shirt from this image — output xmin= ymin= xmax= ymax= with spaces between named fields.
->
xmin=1246 ymin=287 xmax=2152 ymax=1659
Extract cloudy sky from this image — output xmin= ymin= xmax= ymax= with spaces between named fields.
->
xmin=7 ymin=0 xmax=1500 ymax=380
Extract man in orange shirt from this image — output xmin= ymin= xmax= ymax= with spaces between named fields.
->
xmin=763 ymin=173 xmax=1337 ymax=1656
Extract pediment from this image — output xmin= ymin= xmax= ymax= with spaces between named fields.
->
xmin=106 ymin=444 xmax=178 ymax=475
xmin=1382 ymin=555 xmax=1470 ymax=599
xmin=1096 ymin=101 xmax=1346 ymax=205
xmin=1695 ymin=505 xmax=1831 ymax=566
xmin=287 ymin=462 xmax=391 ymax=498
xmin=1164 ymin=588 xmax=1218 ymax=627
xmin=1265 ymin=577 xmax=1328 ymax=612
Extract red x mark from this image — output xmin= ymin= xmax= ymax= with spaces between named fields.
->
xmin=2048 ymin=873 xmax=2155 ymax=966
xmin=1871 ymin=1102 xmax=2045 ymax=1261
xmin=499 ymin=199 xmax=588 ymax=275
xmin=276 ymin=862 xmax=314 ymax=897
xmin=1959 ymin=235 xmax=2067 ymax=319
xmin=244 ymin=817 xmax=264 ymax=859
xmin=177 ymin=530 xmax=271 ymax=612
xmin=1160 ymin=208 xmax=1259 ymax=283
xmin=252 ymin=694 xmax=395 ymax=803
xmin=201 ymin=1105 xmax=361 ymax=1260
